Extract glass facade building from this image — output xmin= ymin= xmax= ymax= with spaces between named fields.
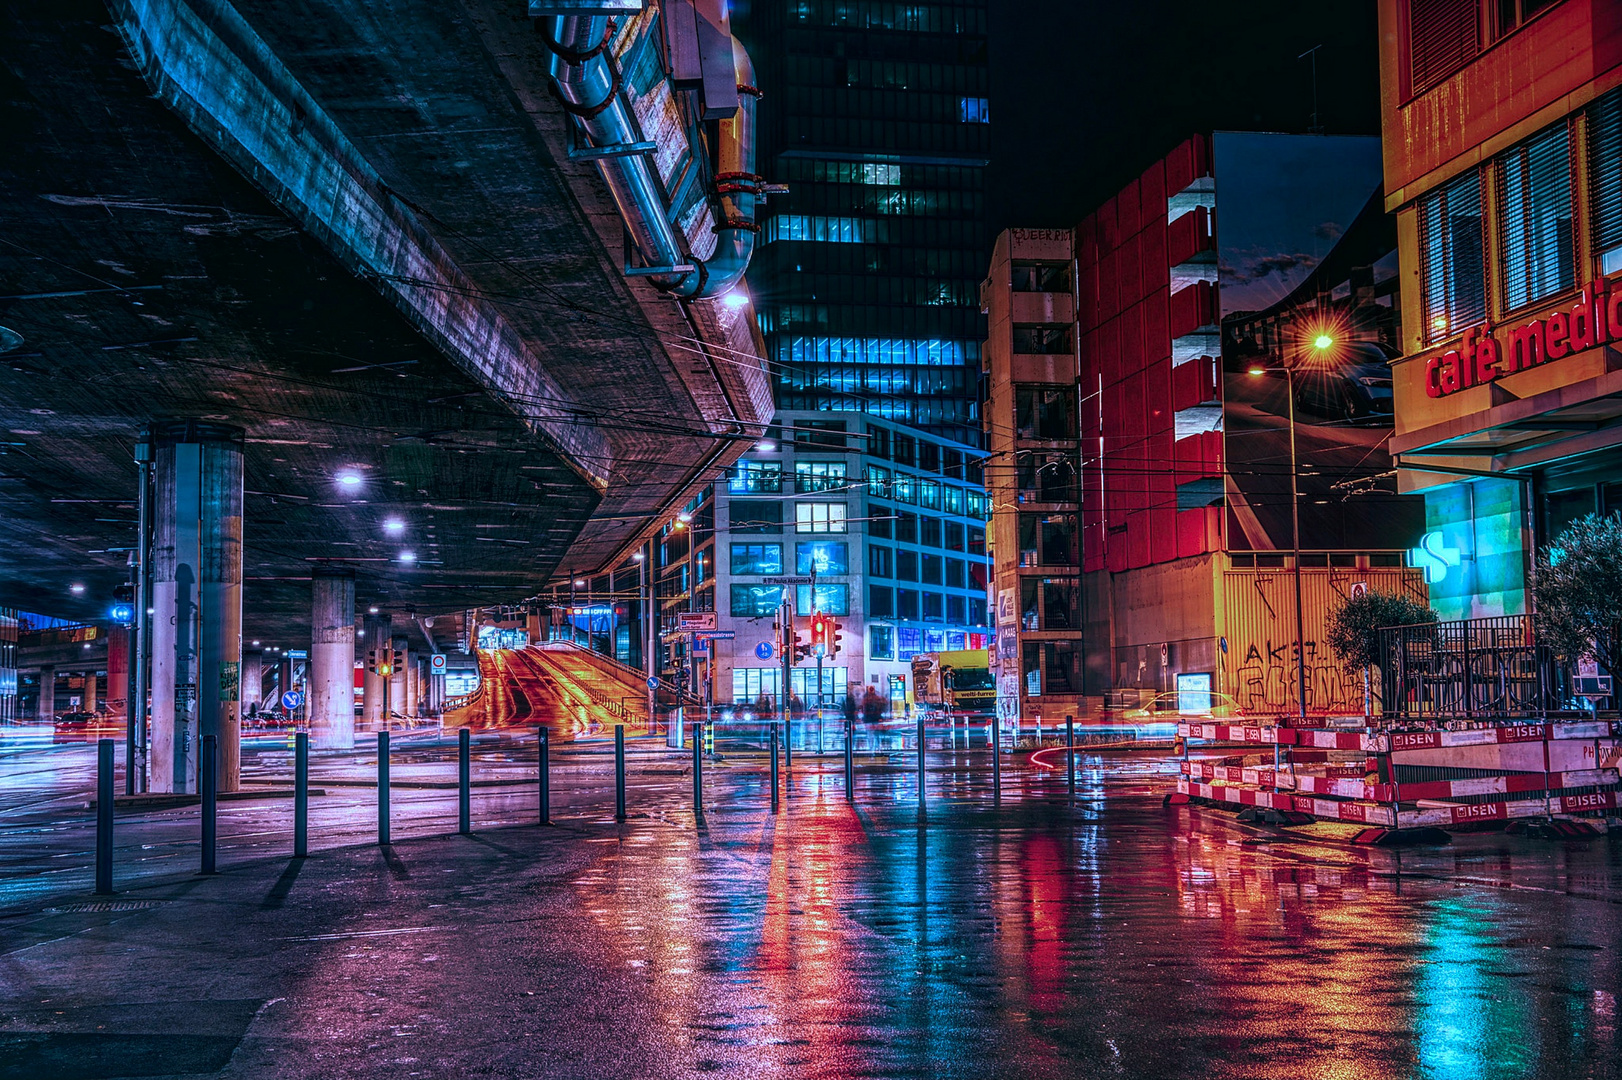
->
xmin=738 ymin=0 xmax=991 ymax=447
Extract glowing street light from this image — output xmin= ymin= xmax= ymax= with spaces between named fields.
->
xmin=337 ymin=472 xmax=363 ymax=490
xmin=384 ymin=518 xmax=405 ymax=535
xmin=1313 ymin=333 xmax=1335 ymax=350
xmin=720 ymin=289 xmax=749 ymax=309
xmin=70 ymin=583 xmax=85 ymax=594
xmin=398 ymin=551 xmax=417 ymax=563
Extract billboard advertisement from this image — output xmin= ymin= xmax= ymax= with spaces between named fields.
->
xmin=1215 ymin=132 xmax=1424 ymax=554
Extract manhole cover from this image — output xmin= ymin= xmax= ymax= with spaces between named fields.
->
xmin=49 ymin=900 xmax=166 ymax=914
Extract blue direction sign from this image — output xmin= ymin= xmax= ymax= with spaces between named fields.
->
xmin=281 ymin=690 xmax=304 ymax=711
xmin=754 ymin=640 xmax=775 ymax=661
xmin=646 ymin=676 xmax=660 ymax=690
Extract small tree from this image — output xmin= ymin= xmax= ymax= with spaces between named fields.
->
xmin=1326 ymin=590 xmax=1438 ymax=672
xmin=1534 ymin=513 xmax=1622 ymax=678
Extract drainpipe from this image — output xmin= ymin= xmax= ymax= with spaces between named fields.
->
xmin=540 ymin=16 xmax=758 ymax=299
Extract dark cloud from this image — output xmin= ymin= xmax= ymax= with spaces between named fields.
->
xmin=1219 ymin=251 xmax=1320 ymax=285
xmin=1313 ymin=220 xmax=1345 ymax=241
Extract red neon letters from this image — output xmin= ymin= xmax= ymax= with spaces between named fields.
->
xmin=1425 ymin=281 xmax=1622 ymax=398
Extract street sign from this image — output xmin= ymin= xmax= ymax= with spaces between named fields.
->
xmin=754 ymin=640 xmax=775 ymax=661
xmin=429 ymin=653 xmax=447 ymax=672
xmin=696 ymin=630 xmax=735 ymax=641
xmin=763 ymin=575 xmax=813 ymax=586
xmin=280 ymin=690 xmax=303 ymax=711
xmin=676 ymin=612 xmax=716 ymax=631
xmin=646 ymin=676 xmax=660 ymax=690
xmin=286 ymin=649 xmax=308 ymax=660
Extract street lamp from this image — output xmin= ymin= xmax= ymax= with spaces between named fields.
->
xmin=1248 ymin=359 xmax=1309 ymax=730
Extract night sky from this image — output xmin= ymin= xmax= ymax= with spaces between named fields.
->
xmin=987 ymin=0 xmax=1383 ymax=233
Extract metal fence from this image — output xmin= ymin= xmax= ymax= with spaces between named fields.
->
xmin=1378 ymin=614 xmax=1558 ymax=721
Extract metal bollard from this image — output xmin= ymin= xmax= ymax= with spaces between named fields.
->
xmin=378 ymin=730 xmax=391 ymax=846
xmin=769 ymin=723 xmax=779 ymax=812
xmin=200 ymin=733 xmax=218 ymax=875
xmin=784 ymin=719 xmax=792 ymax=771
xmin=993 ymin=722 xmax=1002 ymax=804
xmin=294 ymin=731 xmax=308 ymax=858
xmin=614 ymin=724 xmax=626 ymax=822
xmin=538 ymin=726 xmax=550 ymax=825
xmin=916 ymin=712 xmax=926 ymax=809
xmin=1066 ymin=714 xmax=1075 ymax=796
xmin=458 ymin=727 xmax=471 ymax=835
xmin=692 ymin=721 xmax=703 ymax=812
xmin=95 ymin=738 xmax=114 ymax=894
xmin=844 ymin=720 xmax=854 ymax=803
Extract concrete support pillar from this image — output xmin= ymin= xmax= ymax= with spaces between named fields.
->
xmin=240 ymin=650 xmax=263 ymax=715
xmin=405 ymin=652 xmax=420 ymax=718
xmin=389 ymin=636 xmax=409 ymax=721
xmin=309 ymin=567 xmax=356 ymax=749
xmin=107 ymin=626 xmax=130 ymax=725
xmin=148 ymin=421 xmax=244 ymax=794
xmin=35 ymin=666 xmax=55 ymax=720
xmin=81 ymin=669 xmax=98 ymax=715
xmin=362 ymin=613 xmax=390 ymax=725
xmin=525 ymin=607 xmax=541 ymax=645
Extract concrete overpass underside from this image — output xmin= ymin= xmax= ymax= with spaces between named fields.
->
xmin=0 ymin=0 xmax=770 ymax=639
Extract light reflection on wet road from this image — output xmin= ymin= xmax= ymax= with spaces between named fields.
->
xmin=2 ymin=734 xmax=1619 ymax=1078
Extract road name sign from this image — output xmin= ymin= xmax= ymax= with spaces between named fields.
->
xmin=763 ymin=575 xmax=813 ymax=586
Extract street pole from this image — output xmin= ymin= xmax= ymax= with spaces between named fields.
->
xmin=132 ymin=444 xmax=151 ymax=793
xmin=641 ymin=547 xmax=655 ymax=729
xmin=1286 ymin=367 xmax=1306 ymax=783
xmin=779 ymin=596 xmax=793 ymax=742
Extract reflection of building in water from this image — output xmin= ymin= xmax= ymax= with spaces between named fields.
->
xmin=983 ymin=134 xmax=1428 ymax=717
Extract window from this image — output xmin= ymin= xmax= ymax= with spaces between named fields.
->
xmin=729 ymin=460 xmax=782 ymax=493
xmin=763 ymin=215 xmax=890 ymax=245
xmin=897 ymin=589 xmax=920 ymax=620
xmin=959 ymin=96 xmax=990 ymax=123
xmin=1494 ymin=0 xmax=1563 ymax=39
xmin=945 ymin=522 xmax=965 ymax=551
xmin=918 ymin=480 xmax=942 ymax=510
xmin=730 ymin=584 xmax=783 ymax=617
xmin=869 ymin=508 xmax=893 ymax=539
xmin=897 ymin=549 xmax=919 ymax=581
xmin=866 ymin=464 xmax=891 ymax=496
xmin=1590 ymin=87 xmax=1622 ymax=274
xmin=869 ymin=585 xmax=895 ymax=618
xmin=1012 ymin=326 xmax=1072 ymax=355
xmin=919 ymin=442 xmax=941 ymax=473
xmin=732 ymin=667 xmax=780 ymax=707
xmin=970 ymin=598 xmax=987 ymax=626
xmin=968 ymin=492 xmax=991 ymax=519
xmin=1016 ymin=386 xmax=1077 ymax=439
xmin=730 ymin=543 xmax=782 ymax=575
xmin=922 ymin=592 xmax=944 ymax=620
xmin=920 ymin=517 xmax=943 ymax=548
xmin=868 ymin=545 xmax=893 ymax=577
xmin=796 ymin=502 xmax=847 ymax=533
xmin=892 ymin=474 xmax=917 ymax=504
xmin=896 ymin=512 xmax=919 ymax=544
xmin=796 ymin=583 xmax=849 ymax=616
xmin=1408 ymin=0 xmax=1479 ymax=97
xmin=892 ymin=434 xmax=916 ymax=467
xmin=1043 ymin=578 xmax=1080 ymax=629
xmin=968 ymin=526 xmax=986 ymax=556
xmin=1498 ymin=122 xmax=1575 ymax=312
xmin=870 ymin=624 xmax=895 ymax=660
xmin=795 ymin=541 xmax=848 ymax=574
xmin=1012 ymin=262 xmax=1073 ymax=293
xmin=869 ymin=426 xmax=891 ymax=459
xmin=946 ymin=595 xmax=967 ymax=623
xmin=945 ymin=558 xmax=965 ymax=590
xmin=731 ymin=501 xmax=783 ymax=534
xmin=921 ymin=554 xmax=944 ymax=585
xmin=795 ymin=460 xmax=848 ymax=493
xmin=942 ymin=486 xmax=965 ymax=516
xmin=795 ymin=420 xmax=848 ymax=448
xmin=897 ymin=627 xmax=924 ymax=660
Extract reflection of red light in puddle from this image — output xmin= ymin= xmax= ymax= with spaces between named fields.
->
xmin=1029 ymin=746 xmax=1069 ymax=771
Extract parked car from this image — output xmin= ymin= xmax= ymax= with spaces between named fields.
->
xmin=1293 ymin=341 xmax=1396 ymax=422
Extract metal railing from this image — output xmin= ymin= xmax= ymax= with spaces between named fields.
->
xmin=1379 ymin=614 xmax=1559 ymax=721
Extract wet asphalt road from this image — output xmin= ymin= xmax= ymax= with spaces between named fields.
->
xmin=1 ymin=733 xmax=1619 ymax=1079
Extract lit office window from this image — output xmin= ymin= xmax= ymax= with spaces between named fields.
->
xmin=866 ymin=464 xmax=891 ymax=497
xmin=762 ymin=215 xmax=889 ymax=245
xmin=795 ymin=583 xmax=849 ymax=616
xmin=862 ymin=162 xmax=901 ymax=185
xmin=729 ymin=543 xmax=783 ymax=575
xmin=732 ymin=667 xmax=780 ymax=707
xmin=728 ymin=460 xmax=782 ymax=494
xmin=794 ymin=460 xmax=848 ymax=493
xmin=795 ymin=541 xmax=849 ymax=575
xmin=1497 ymin=122 xmax=1575 ymax=312
xmin=729 ymin=584 xmax=784 ymax=617
xmin=795 ymin=502 xmax=847 ymax=533
xmin=959 ymin=97 xmax=990 ymax=123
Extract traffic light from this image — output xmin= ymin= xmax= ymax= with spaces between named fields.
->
xmin=366 ymin=649 xmax=378 ymax=675
xmin=792 ymin=633 xmax=812 ymax=664
xmin=830 ymin=620 xmax=844 ymax=657
xmin=392 ymin=648 xmax=406 ymax=671
xmin=809 ymin=613 xmax=831 ymax=657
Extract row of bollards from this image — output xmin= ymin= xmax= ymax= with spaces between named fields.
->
xmin=91 ymin=713 xmax=1081 ymax=893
